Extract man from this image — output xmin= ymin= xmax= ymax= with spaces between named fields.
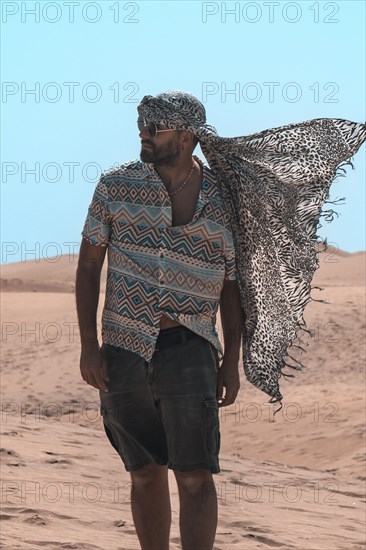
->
xmin=76 ymin=91 xmax=243 ymax=550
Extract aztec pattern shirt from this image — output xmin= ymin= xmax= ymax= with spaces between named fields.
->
xmin=81 ymin=156 xmax=237 ymax=362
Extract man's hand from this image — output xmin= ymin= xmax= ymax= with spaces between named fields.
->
xmin=80 ymin=344 xmax=109 ymax=392
xmin=216 ymin=357 xmax=240 ymax=407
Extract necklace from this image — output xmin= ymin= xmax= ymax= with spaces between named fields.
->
xmin=167 ymin=159 xmax=195 ymax=197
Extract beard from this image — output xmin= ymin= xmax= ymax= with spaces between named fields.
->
xmin=140 ymin=138 xmax=180 ymax=166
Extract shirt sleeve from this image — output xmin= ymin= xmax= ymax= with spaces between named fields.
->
xmin=81 ymin=175 xmax=111 ymax=247
xmin=224 ymin=231 xmax=237 ymax=281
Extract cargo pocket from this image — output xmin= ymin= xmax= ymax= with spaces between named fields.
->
xmin=207 ymin=342 xmax=220 ymax=373
xmin=100 ymin=404 xmax=120 ymax=455
xmin=203 ymin=398 xmax=220 ymax=456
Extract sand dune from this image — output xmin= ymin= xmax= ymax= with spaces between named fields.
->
xmin=1 ymin=247 xmax=365 ymax=549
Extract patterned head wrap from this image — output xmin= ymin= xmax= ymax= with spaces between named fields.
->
xmin=138 ymin=90 xmax=366 ymax=413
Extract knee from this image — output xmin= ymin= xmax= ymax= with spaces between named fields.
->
xmin=174 ymin=469 xmax=214 ymax=494
xmin=130 ymin=463 xmax=167 ymax=487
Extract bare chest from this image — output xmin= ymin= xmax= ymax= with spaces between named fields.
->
xmin=170 ymin=182 xmax=202 ymax=227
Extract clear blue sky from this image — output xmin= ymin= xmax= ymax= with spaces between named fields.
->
xmin=1 ymin=0 xmax=365 ymax=264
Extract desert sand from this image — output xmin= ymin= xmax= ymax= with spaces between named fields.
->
xmin=1 ymin=247 xmax=365 ymax=550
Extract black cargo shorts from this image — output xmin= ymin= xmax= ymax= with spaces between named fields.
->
xmin=99 ymin=326 xmax=221 ymax=473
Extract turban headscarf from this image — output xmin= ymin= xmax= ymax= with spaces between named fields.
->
xmin=137 ymin=90 xmax=366 ymax=413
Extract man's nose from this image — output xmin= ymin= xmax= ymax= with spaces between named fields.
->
xmin=139 ymin=125 xmax=150 ymax=139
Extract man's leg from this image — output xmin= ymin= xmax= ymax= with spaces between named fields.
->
xmin=99 ymin=345 xmax=172 ymax=548
xmin=151 ymin=330 xmax=221 ymax=550
xmin=130 ymin=463 xmax=171 ymax=550
xmin=174 ymin=469 xmax=217 ymax=550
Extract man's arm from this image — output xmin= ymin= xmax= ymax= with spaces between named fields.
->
xmin=220 ymin=278 xmax=243 ymax=362
xmin=75 ymin=237 xmax=109 ymax=391
xmin=217 ymin=278 xmax=243 ymax=406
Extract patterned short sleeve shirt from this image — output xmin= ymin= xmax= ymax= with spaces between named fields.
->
xmin=81 ymin=156 xmax=237 ymax=362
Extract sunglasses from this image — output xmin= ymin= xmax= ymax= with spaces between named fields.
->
xmin=137 ymin=116 xmax=176 ymax=138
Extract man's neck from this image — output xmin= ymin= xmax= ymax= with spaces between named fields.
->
xmin=154 ymin=155 xmax=202 ymax=193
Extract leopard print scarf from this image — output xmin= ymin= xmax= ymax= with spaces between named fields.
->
xmin=137 ymin=90 xmax=366 ymax=413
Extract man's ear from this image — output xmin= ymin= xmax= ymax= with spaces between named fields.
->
xmin=178 ymin=130 xmax=193 ymax=151
xmin=183 ymin=131 xmax=196 ymax=148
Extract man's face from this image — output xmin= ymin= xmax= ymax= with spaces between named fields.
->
xmin=139 ymin=122 xmax=181 ymax=165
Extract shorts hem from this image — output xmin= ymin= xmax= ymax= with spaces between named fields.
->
xmin=167 ymin=461 xmax=220 ymax=474
xmin=123 ymin=459 xmax=168 ymax=472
